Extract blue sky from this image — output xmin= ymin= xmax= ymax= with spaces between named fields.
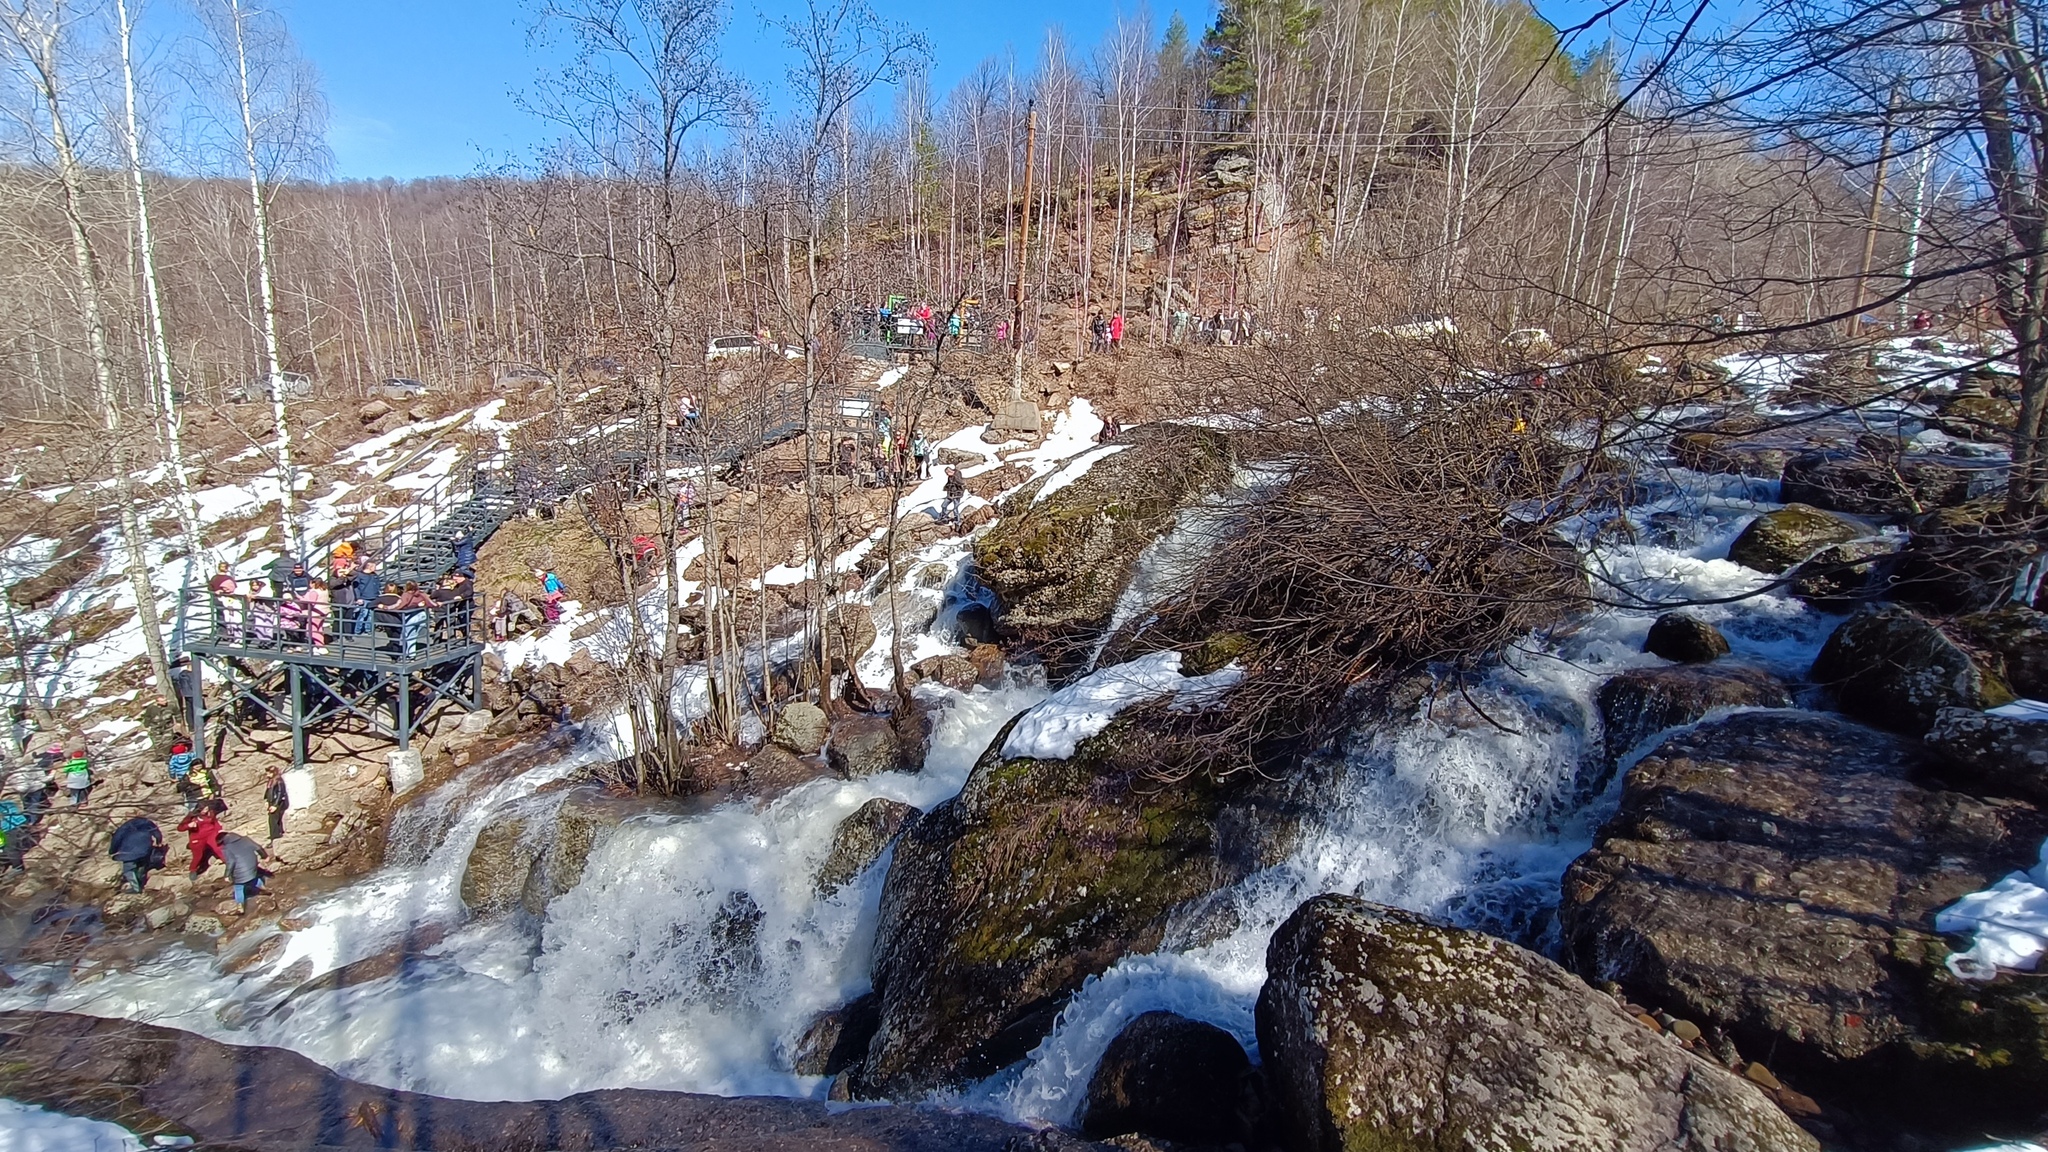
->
xmin=277 ymin=0 xmax=1204 ymax=180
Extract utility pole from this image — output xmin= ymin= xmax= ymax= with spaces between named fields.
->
xmin=1851 ymin=84 xmax=1901 ymax=335
xmin=1011 ymin=100 xmax=1037 ymax=401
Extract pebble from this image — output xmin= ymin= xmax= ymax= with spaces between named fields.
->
xmin=183 ymin=915 xmax=224 ymax=937
xmin=1634 ymin=1013 xmax=1663 ymax=1034
xmin=1743 ymin=1062 xmax=1782 ymax=1090
xmin=145 ymin=906 xmax=177 ymax=929
xmin=1669 ymin=1019 xmax=1702 ymax=1043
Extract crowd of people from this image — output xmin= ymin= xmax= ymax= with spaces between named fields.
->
xmin=204 ymin=543 xmax=481 ymax=657
xmin=3 ymin=701 xmax=291 ymax=916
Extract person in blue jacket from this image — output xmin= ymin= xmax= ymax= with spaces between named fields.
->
xmin=450 ymin=530 xmax=478 ymax=578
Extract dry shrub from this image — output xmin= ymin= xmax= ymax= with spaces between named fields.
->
xmin=1109 ymin=327 xmax=1639 ymax=780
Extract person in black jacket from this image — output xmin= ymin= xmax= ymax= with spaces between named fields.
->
xmin=351 ymin=561 xmax=384 ymax=636
xmin=109 ymin=817 xmax=164 ymax=892
xmin=263 ymin=765 xmax=290 ymax=841
xmin=450 ymin=530 xmax=478 ymax=578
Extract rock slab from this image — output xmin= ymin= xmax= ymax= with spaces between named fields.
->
xmin=1560 ymin=709 xmax=2048 ymax=1129
xmin=1256 ymin=895 xmax=1817 ymax=1152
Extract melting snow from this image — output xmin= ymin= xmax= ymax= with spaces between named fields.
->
xmin=1937 ymin=838 xmax=2048 ymax=980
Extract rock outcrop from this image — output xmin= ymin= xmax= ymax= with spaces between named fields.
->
xmin=1924 ymin=707 xmax=2048 ymax=806
xmin=1780 ymin=447 xmax=1999 ymax=518
xmin=1257 ymin=896 xmax=1817 ymax=1152
xmin=973 ymin=423 xmax=1234 ymax=674
xmin=1589 ymin=663 xmax=1791 ymax=797
xmin=460 ymin=788 xmax=644 ymax=916
xmin=0 ymin=1010 xmax=1092 ymax=1151
xmin=1560 ymin=710 xmax=2048 ymax=1129
xmin=1726 ymin=505 xmax=1863 ymax=574
xmin=1952 ymin=606 xmax=2048 ymax=697
xmin=815 ymin=798 xmax=919 ymax=896
xmin=1641 ymin=612 xmax=1729 ymax=663
xmin=1077 ymin=1011 xmax=1255 ymax=1144
xmin=1890 ymin=502 xmax=2048 ymax=614
xmin=1810 ymin=604 xmax=2014 ymax=734
xmin=851 ymin=705 xmax=1306 ymax=1098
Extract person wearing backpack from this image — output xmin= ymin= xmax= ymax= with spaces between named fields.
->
xmin=61 ymin=748 xmax=92 ymax=806
xmin=109 ymin=816 xmax=164 ymax=893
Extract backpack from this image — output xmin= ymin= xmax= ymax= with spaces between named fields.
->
xmin=0 ymin=800 xmax=26 ymax=832
xmin=542 ymin=572 xmax=564 ymax=595
xmin=168 ymin=750 xmax=197 ymax=781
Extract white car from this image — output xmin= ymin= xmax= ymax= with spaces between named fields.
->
xmin=706 ymin=334 xmax=761 ymax=362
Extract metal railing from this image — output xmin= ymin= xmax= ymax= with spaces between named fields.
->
xmin=184 ymin=591 xmax=479 ymax=665
xmin=309 ymin=447 xmax=510 ymax=574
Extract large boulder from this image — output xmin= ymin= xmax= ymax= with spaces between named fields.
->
xmin=1669 ymin=415 xmax=1803 ymax=479
xmin=851 ymin=704 xmax=1306 ymax=1098
xmin=1787 ymin=536 xmax=1902 ymax=611
xmin=815 ymin=798 xmax=919 ymax=896
xmin=826 ymin=715 xmax=909 ymax=780
xmin=1810 ymin=604 xmax=2014 ymax=735
xmin=1930 ymin=391 xmax=2018 ymax=442
xmin=1952 ymin=606 xmax=2048 ymax=697
xmin=1924 ymin=707 xmax=2048 ymax=806
xmin=772 ymin=703 xmax=830 ymax=755
xmin=1726 ymin=505 xmax=1864 ymax=573
xmin=1642 ymin=612 xmax=1730 ymax=663
xmin=460 ymin=788 xmax=643 ymax=916
xmin=1077 ymin=1011 xmax=1255 ymax=1144
xmin=0 ymin=1009 xmax=1097 ymax=1152
xmin=1780 ymin=446 xmax=2002 ymax=518
xmin=791 ymin=993 xmax=881 ymax=1077
xmin=1891 ymin=501 xmax=2048 ymax=614
xmin=1590 ymin=663 xmax=1791 ymax=797
xmin=973 ymin=423 xmax=1234 ymax=674
xmin=1258 ymin=896 xmax=1817 ymax=1152
xmin=1560 ymin=710 xmax=2048 ymax=1130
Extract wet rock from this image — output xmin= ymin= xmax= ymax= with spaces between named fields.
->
xmin=954 ymin=604 xmax=998 ymax=646
xmin=461 ymin=788 xmax=638 ymax=917
xmin=853 ymin=707 xmax=1298 ymax=1098
xmin=772 ymin=703 xmax=830 ymax=755
xmin=699 ymin=891 xmax=764 ymax=1006
xmin=1780 ymin=446 xmax=2002 ymax=517
xmin=460 ymin=811 xmax=535 ymax=915
xmin=973 ymin=423 xmax=1234 ymax=676
xmin=817 ymin=799 xmax=920 ymax=896
xmin=1924 ymin=707 xmax=2048 ymax=806
xmin=521 ymin=790 xmax=635 ymax=915
xmin=1726 ymin=504 xmax=1863 ymax=574
xmin=1788 ymin=536 xmax=1902 ymax=611
xmin=1077 ymin=1011 xmax=1254 ymax=1144
xmin=1559 ymin=710 xmax=2048 ymax=1129
xmin=744 ymin=744 xmax=819 ymax=795
xmin=1952 ymin=606 xmax=2048 ymax=697
xmin=967 ymin=643 xmax=1006 ymax=686
xmin=1592 ymin=663 xmax=1791 ymax=796
xmin=1811 ymin=603 xmax=2014 ymax=735
xmin=791 ymin=993 xmax=881 ymax=1077
xmin=1891 ymin=501 xmax=2048 ymax=613
xmin=1930 ymin=391 xmax=2018 ymax=442
xmin=1669 ymin=415 xmax=1800 ymax=479
xmin=827 ymin=716 xmax=906 ymax=779
xmin=0 ymin=1009 xmax=1094 ymax=1151
xmin=1260 ymin=896 xmax=1816 ymax=1152
xmin=1642 ymin=612 xmax=1729 ymax=663
xmin=911 ymin=654 xmax=977 ymax=692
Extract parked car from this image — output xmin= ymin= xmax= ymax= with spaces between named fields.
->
xmin=706 ymin=334 xmax=760 ymax=362
xmin=227 ymin=371 xmax=312 ymax=403
xmin=381 ymin=377 xmax=428 ymax=399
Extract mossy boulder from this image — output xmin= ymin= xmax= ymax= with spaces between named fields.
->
xmin=815 ymin=798 xmax=919 ymax=897
xmin=1560 ymin=710 xmax=2048 ymax=1131
xmin=1951 ymin=606 xmax=2048 ymax=697
xmin=851 ymin=704 xmax=1288 ymax=1098
xmin=1259 ymin=896 xmax=1817 ymax=1152
xmin=973 ymin=423 xmax=1234 ymax=675
xmin=1726 ymin=504 xmax=1863 ymax=573
xmin=1931 ymin=392 xmax=2019 ymax=442
xmin=1811 ymin=604 xmax=2014 ymax=735
xmin=1925 ymin=707 xmax=2048 ymax=806
xmin=1780 ymin=447 xmax=2002 ymax=517
xmin=1891 ymin=501 xmax=2048 ymax=614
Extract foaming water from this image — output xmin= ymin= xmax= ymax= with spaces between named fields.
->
xmin=0 ymin=678 xmax=1047 ymax=1102
xmin=974 ymin=457 xmax=1842 ymax=1127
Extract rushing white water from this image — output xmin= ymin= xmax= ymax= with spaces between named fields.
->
xmin=972 ymin=452 xmax=1844 ymax=1127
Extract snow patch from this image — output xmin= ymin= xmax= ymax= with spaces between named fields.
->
xmin=1000 ymin=651 xmax=1243 ymax=761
